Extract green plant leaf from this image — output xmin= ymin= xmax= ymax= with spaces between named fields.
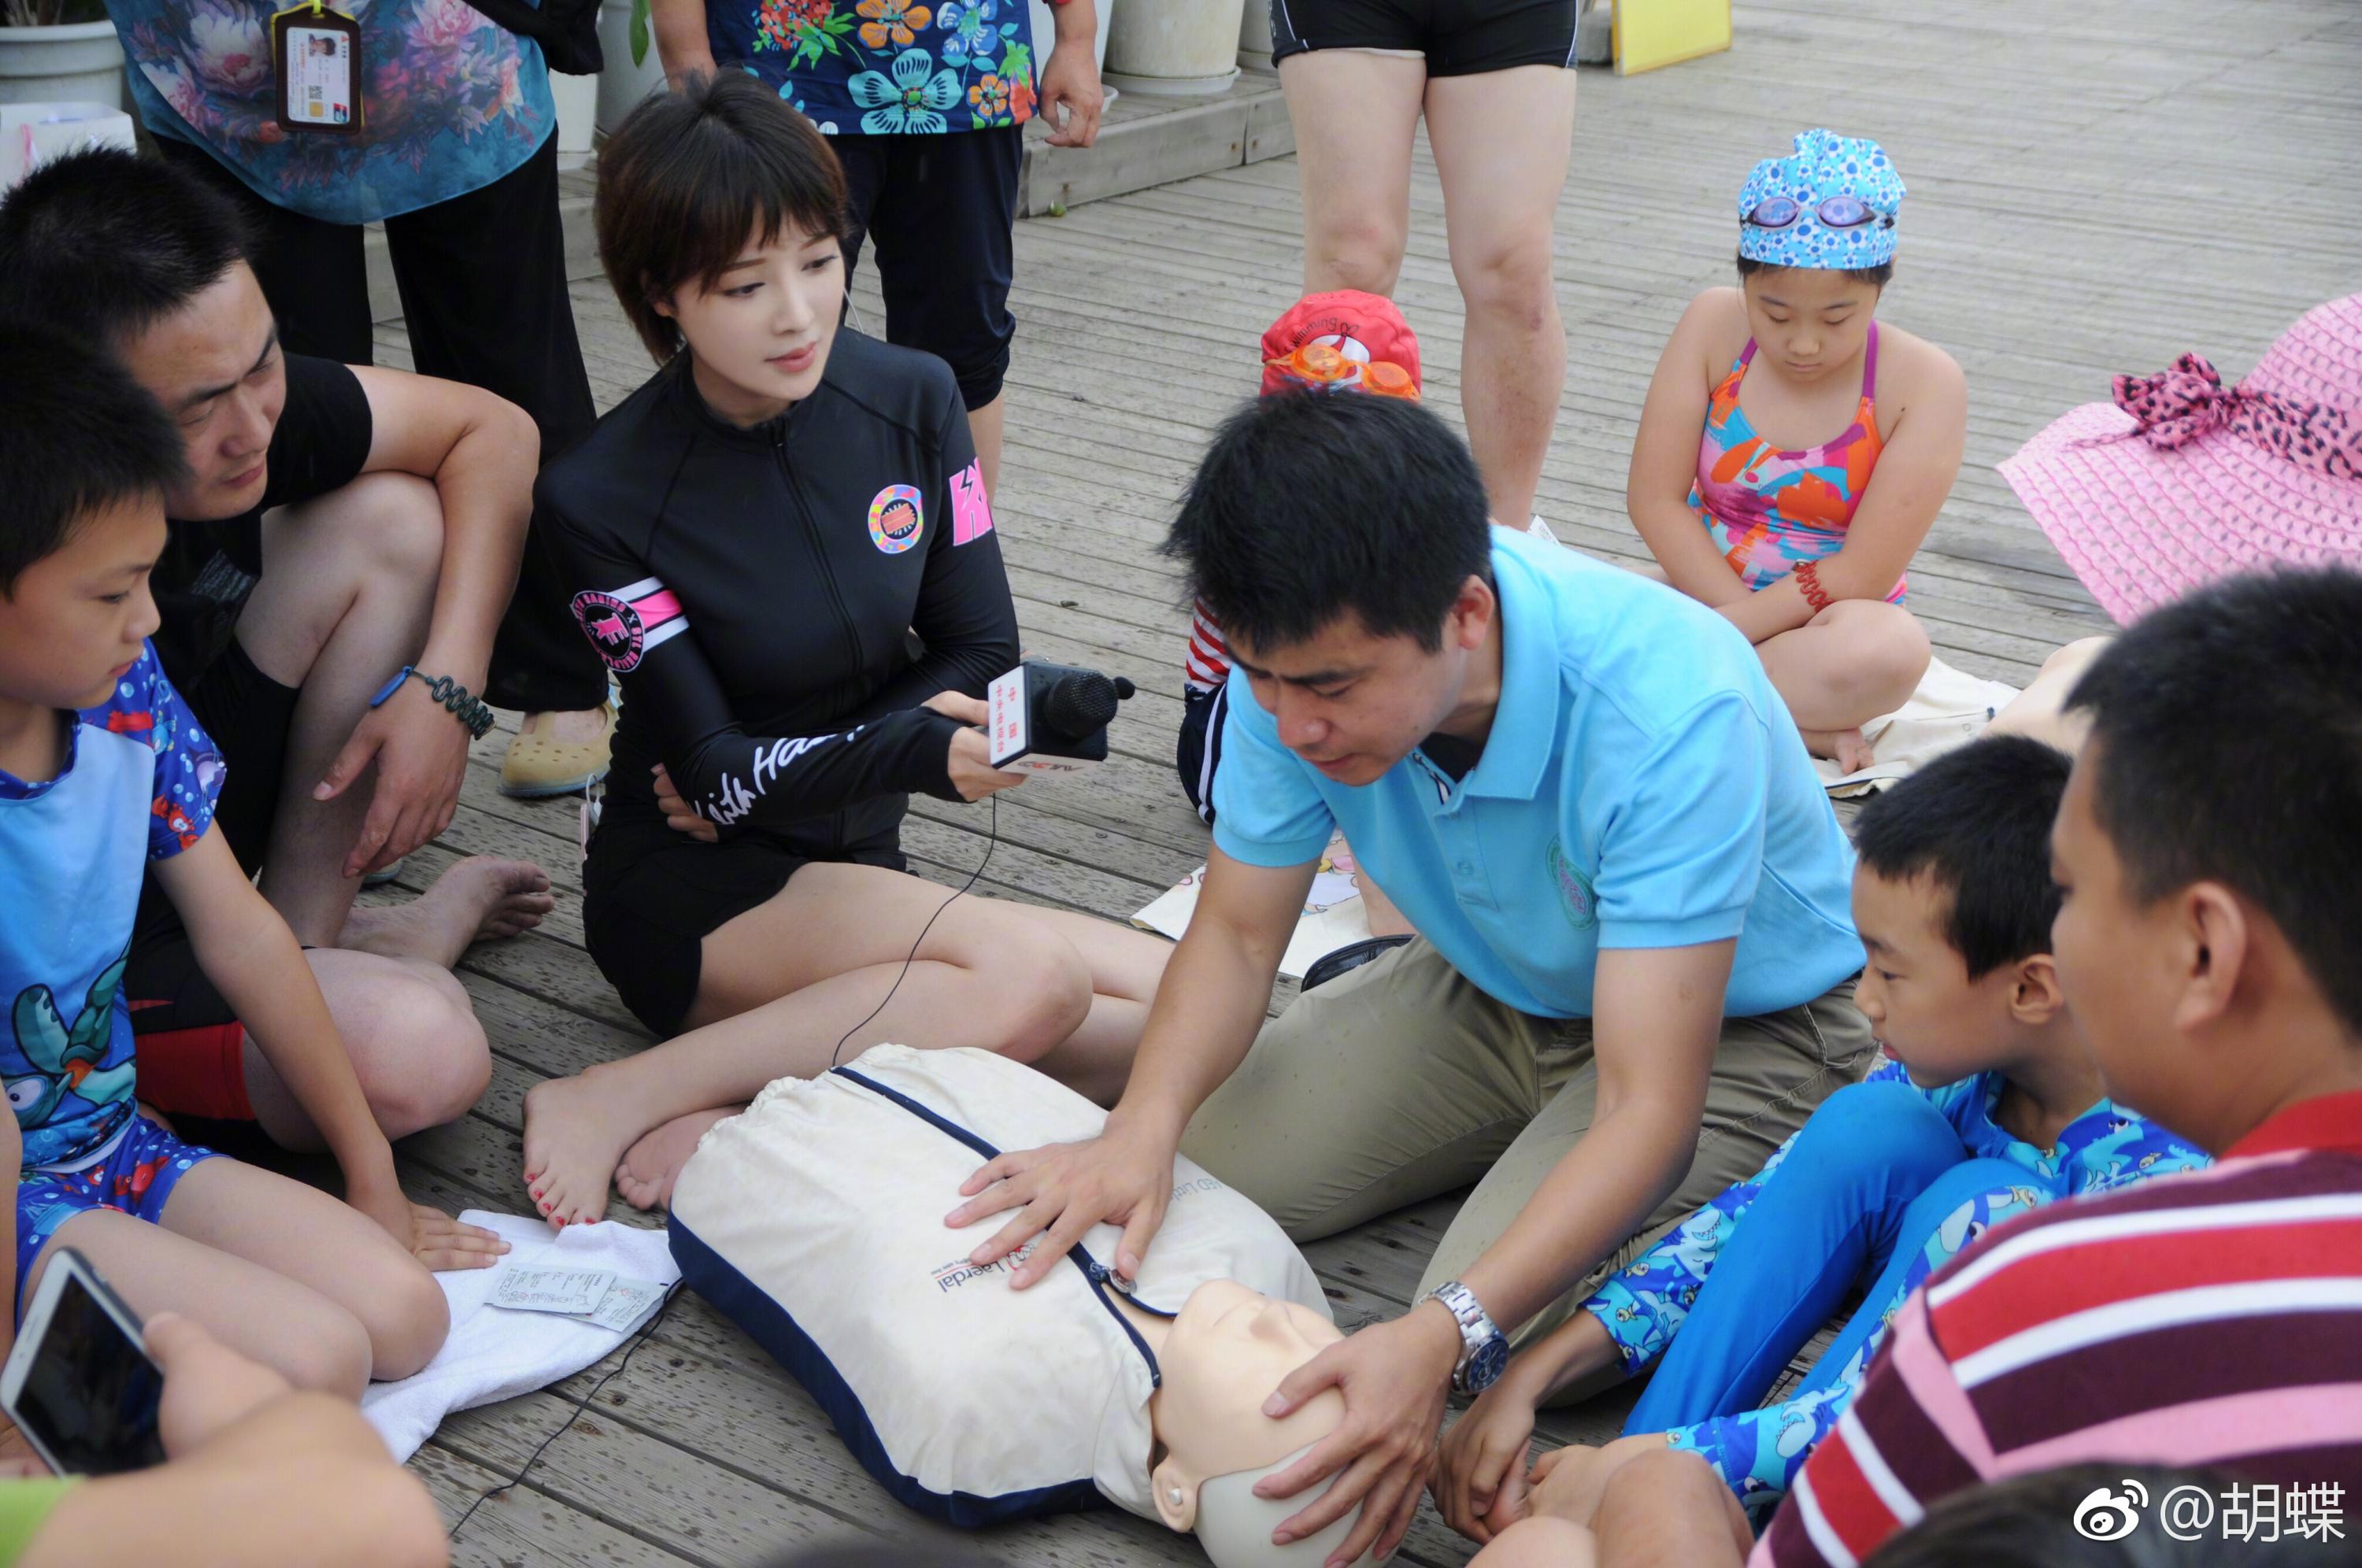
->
xmin=631 ymin=0 xmax=653 ymax=66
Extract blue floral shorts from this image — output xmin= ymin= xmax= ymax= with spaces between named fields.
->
xmin=16 ymin=1115 xmax=220 ymax=1322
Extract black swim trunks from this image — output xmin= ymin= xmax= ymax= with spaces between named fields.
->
xmin=1268 ymin=0 xmax=1579 ymax=75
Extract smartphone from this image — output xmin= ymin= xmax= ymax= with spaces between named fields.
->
xmin=0 ymin=1248 xmax=165 ymax=1476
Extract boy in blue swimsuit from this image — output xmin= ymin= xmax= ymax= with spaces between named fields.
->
xmin=1435 ymin=734 xmax=2209 ymax=1540
xmin=0 ymin=325 xmax=504 ymax=1397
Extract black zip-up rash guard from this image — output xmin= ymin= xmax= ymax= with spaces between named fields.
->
xmin=536 ymin=332 xmax=1019 ymax=855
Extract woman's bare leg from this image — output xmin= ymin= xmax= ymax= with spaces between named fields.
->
xmin=1985 ymin=635 xmax=2111 ymax=756
xmin=527 ymin=863 xmax=1106 ymax=1225
xmin=1754 ymin=599 xmax=1931 ymax=769
xmin=1005 ymin=906 xmax=1172 ymax=1105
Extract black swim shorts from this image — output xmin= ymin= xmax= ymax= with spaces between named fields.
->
xmin=1268 ymin=0 xmax=1580 ymax=74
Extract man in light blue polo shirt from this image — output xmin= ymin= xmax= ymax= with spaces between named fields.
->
xmin=946 ymin=393 xmax=1871 ymax=1566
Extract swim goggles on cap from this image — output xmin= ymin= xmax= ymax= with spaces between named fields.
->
xmin=1744 ymin=194 xmax=1892 ymax=233
xmin=1735 ymin=128 xmax=1905 ymax=270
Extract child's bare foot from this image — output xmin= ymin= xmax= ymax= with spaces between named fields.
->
xmin=521 ymin=1067 xmax=648 ymax=1228
xmin=1801 ymin=726 xmax=1877 ymax=775
xmin=614 ymin=1107 xmax=740 ymax=1211
xmin=342 ymin=856 xmax=554 ymax=969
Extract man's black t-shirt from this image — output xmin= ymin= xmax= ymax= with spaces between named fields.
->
xmin=154 ymin=353 xmax=373 ymax=688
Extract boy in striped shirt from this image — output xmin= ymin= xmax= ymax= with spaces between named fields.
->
xmin=1476 ymin=568 xmax=2362 ymax=1568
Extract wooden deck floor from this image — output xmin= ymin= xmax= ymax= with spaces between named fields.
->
xmin=366 ymin=0 xmax=2362 ymax=1559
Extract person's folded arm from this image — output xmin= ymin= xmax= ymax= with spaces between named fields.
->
xmin=349 ymin=367 xmax=535 ymax=701
xmin=544 ymin=490 xmax=970 ymax=828
xmin=1716 ymin=346 xmax=1966 ymax=647
xmin=1630 ymin=294 xmax=1757 ymax=609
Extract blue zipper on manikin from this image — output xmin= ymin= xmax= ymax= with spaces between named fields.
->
xmin=832 ymin=1067 xmax=1174 ymax=1384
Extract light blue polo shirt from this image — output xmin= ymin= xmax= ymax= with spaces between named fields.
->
xmin=1212 ymin=528 xmax=1860 ymax=1021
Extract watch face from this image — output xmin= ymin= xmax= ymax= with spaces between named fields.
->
xmin=1464 ymin=1335 xmax=1510 ymax=1394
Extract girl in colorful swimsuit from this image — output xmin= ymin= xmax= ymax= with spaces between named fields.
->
xmin=1626 ymin=130 xmax=1965 ymax=771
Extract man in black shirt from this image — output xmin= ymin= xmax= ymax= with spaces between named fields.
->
xmin=0 ymin=149 xmax=553 ymax=1144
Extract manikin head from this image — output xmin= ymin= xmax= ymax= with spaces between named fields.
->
xmin=1140 ymin=1281 xmax=1372 ymax=1568
xmin=1165 ymin=393 xmax=1498 ymax=789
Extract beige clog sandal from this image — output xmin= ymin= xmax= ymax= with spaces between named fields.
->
xmin=498 ymin=697 xmax=616 ymax=798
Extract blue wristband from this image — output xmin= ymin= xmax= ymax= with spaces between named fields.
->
xmin=371 ymin=665 xmax=497 ymax=741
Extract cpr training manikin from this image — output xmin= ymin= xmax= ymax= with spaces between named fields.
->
xmin=668 ymin=1043 xmax=1375 ymax=1566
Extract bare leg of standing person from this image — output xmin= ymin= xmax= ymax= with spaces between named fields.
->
xmin=1425 ymin=66 xmax=1576 ymax=531
xmin=1281 ymin=51 xmax=1427 ymax=301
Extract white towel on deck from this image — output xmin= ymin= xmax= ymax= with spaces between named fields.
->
xmin=1813 ymin=656 xmax=2022 ymax=797
xmin=360 ymin=1210 xmax=680 ymax=1462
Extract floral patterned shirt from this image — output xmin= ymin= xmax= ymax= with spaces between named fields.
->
xmin=106 ymin=0 xmax=555 ymax=226
xmin=708 ymin=0 xmax=1036 ymax=135
xmin=1579 ymin=1054 xmax=2211 ymax=1511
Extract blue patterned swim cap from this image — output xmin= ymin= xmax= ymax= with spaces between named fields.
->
xmin=1736 ymin=129 xmax=1905 ymax=270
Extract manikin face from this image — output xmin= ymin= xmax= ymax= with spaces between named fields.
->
xmin=1226 ymin=580 xmax=1494 ymax=790
xmin=1851 ymin=867 xmax=2057 ymax=1089
xmin=1149 ymin=1281 xmax=1344 ymax=1533
xmin=657 ymin=221 xmax=844 ymax=422
xmin=0 ymin=496 xmax=168 ymax=718
xmin=1740 ymin=267 xmax=1881 ymax=383
xmin=114 ymin=264 xmax=286 ymax=523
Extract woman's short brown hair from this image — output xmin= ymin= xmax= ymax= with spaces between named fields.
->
xmin=594 ymin=73 xmax=849 ymax=364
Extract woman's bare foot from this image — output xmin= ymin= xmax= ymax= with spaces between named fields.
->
xmin=341 ymin=856 xmax=554 ymax=969
xmin=614 ymin=1106 xmax=741 ymax=1211
xmin=1800 ymin=725 xmax=1877 ymax=775
xmin=521 ymin=1065 xmax=650 ymax=1227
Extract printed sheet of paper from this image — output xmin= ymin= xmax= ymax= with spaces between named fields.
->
xmin=1133 ymin=829 xmax=1372 ymax=981
xmin=491 ymin=1267 xmax=616 ymax=1317
xmin=584 ymin=1278 xmax=668 ymax=1334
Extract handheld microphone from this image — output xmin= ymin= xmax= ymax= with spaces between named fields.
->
xmin=987 ymin=659 xmax=1137 ymax=775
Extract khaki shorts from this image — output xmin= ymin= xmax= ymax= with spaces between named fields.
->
xmin=1180 ymin=937 xmax=1872 ymax=1392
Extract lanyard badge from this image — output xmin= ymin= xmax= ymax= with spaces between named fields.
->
xmin=271 ymin=2 xmax=363 ymax=136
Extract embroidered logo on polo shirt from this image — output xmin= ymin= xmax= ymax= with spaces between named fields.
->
xmin=868 ymin=484 xmax=924 ymax=554
xmin=1547 ymin=837 xmax=1597 ymax=930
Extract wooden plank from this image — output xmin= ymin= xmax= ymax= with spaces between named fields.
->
xmin=1026 ymin=94 xmax=1254 ymax=218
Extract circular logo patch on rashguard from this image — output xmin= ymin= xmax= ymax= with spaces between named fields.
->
xmin=1547 ymin=837 xmax=1597 ymax=931
xmin=868 ymin=484 xmax=924 ymax=554
xmin=571 ymin=590 xmax=647 ymax=672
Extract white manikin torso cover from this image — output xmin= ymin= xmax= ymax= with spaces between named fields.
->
xmin=668 ymin=1044 xmax=1331 ymax=1526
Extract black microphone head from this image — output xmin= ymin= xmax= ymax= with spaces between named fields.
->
xmin=1112 ymin=676 xmax=1136 ymax=701
xmin=1040 ymin=670 xmax=1120 ymax=739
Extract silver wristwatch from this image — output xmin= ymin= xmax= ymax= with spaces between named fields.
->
xmin=1426 ymin=1280 xmax=1509 ymax=1396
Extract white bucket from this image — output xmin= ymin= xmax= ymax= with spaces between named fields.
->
xmin=595 ymin=0 xmax=670 ymax=134
xmin=0 ymin=20 xmax=124 ymax=110
xmin=1104 ymin=0 xmax=1242 ymax=94
xmin=552 ymin=67 xmax=597 ymax=165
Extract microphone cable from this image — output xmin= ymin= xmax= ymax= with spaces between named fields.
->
xmin=830 ymin=791 xmax=998 ymax=1069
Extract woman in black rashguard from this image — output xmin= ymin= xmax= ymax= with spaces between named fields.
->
xmin=521 ymin=76 xmax=1171 ymax=1227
